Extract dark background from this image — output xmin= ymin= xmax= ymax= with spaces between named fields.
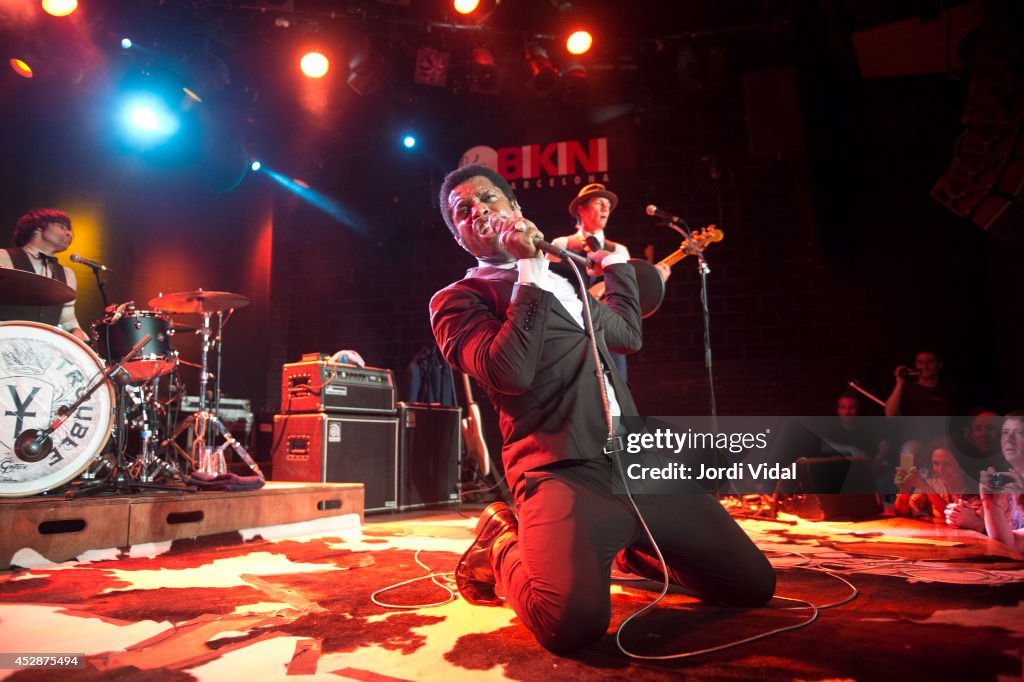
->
xmin=1 ymin=0 xmax=1021 ymax=448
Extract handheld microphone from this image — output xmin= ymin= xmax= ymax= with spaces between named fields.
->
xmin=70 ymin=254 xmax=113 ymax=273
xmin=532 ymin=237 xmax=593 ymax=267
xmin=645 ymin=205 xmax=686 ymax=225
xmin=489 ymin=213 xmax=594 ymax=267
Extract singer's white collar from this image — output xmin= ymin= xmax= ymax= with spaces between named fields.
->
xmin=477 ymin=258 xmax=516 ymax=270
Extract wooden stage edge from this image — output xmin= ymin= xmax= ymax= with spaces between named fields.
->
xmin=0 ymin=482 xmax=365 ymax=570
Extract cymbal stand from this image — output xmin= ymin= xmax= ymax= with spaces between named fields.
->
xmin=213 ymin=309 xmax=233 ymax=419
xmin=159 ymin=309 xmax=264 ymax=480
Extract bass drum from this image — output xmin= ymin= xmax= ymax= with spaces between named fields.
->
xmin=0 ymin=322 xmax=114 ymax=497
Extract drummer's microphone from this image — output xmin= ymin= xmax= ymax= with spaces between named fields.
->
xmin=70 ymin=254 xmax=113 ymax=273
xmin=13 ymin=333 xmax=152 ymax=463
xmin=14 ymin=429 xmax=53 ymax=462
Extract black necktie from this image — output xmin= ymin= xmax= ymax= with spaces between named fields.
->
xmin=36 ymin=254 xmax=58 ymax=276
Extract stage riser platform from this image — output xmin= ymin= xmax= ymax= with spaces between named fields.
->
xmin=0 ymin=482 xmax=363 ymax=568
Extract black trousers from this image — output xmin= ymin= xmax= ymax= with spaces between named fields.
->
xmin=493 ymin=455 xmax=776 ymax=653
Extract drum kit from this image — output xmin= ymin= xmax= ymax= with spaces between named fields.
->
xmin=0 ymin=268 xmax=261 ymax=498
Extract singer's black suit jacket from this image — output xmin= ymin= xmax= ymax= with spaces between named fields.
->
xmin=430 ymin=259 xmax=642 ymax=488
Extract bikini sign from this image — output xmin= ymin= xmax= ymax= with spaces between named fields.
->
xmin=460 ymin=137 xmax=610 ymax=190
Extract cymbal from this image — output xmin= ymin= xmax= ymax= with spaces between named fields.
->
xmin=148 ymin=290 xmax=250 ymax=314
xmin=0 ymin=268 xmax=75 ymax=306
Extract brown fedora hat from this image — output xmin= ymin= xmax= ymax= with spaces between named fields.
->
xmin=568 ymin=183 xmax=618 ymax=218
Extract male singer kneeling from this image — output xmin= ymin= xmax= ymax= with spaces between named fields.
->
xmin=430 ymin=164 xmax=775 ymax=653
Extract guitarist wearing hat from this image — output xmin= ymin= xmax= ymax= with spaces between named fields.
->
xmin=552 ymin=183 xmax=671 ymax=380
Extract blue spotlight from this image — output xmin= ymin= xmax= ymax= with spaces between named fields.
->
xmin=250 ymin=160 xmax=262 ymax=171
xmin=402 ymin=135 xmax=416 ymax=149
xmin=119 ymin=93 xmax=179 ymax=146
xmin=121 ymin=37 xmax=132 ymax=49
xmin=263 ymin=169 xmax=366 ymax=234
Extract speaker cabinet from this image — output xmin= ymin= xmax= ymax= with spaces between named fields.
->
xmin=774 ymin=456 xmax=883 ymax=521
xmin=398 ymin=403 xmax=461 ymax=511
xmin=271 ymin=412 xmax=398 ymax=513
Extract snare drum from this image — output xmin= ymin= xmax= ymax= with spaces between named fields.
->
xmin=0 ymin=322 xmax=114 ymax=497
xmin=93 ymin=308 xmax=177 ymax=382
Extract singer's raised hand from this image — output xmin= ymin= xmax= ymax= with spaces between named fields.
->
xmin=496 ymin=211 xmax=544 ymax=260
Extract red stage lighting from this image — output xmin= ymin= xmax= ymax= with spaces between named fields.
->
xmin=453 ymin=0 xmax=500 ymax=24
xmin=9 ymin=59 xmax=33 ymax=79
xmin=300 ymin=52 xmax=329 ymax=78
xmin=470 ymin=46 xmax=499 ymax=94
xmin=566 ymin=30 xmax=593 ymax=55
xmin=42 ymin=0 xmax=78 ymax=17
xmin=524 ymin=44 xmax=559 ymax=94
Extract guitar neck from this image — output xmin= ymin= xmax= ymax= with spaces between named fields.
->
xmin=659 ymin=228 xmax=722 ymax=268
xmin=658 ymin=248 xmax=690 ymax=269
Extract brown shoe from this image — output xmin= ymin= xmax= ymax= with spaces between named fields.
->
xmin=456 ymin=501 xmax=517 ymax=606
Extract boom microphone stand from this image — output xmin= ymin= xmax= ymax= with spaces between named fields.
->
xmin=647 ymin=205 xmax=726 ymax=492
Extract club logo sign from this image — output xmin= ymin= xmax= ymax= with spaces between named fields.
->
xmin=0 ymin=322 xmax=112 ymax=497
xmin=461 ymin=137 xmax=610 ymax=191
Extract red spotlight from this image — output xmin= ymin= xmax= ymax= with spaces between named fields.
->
xmin=9 ymin=59 xmax=33 ymax=78
xmin=453 ymin=0 xmax=500 ymax=24
xmin=42 ymin=0 xmax=78 ymax=17
xmin=566 ymin=30 xmax=593 ymax=56
xmin=300 ymin=52 xmax=329 ymax=78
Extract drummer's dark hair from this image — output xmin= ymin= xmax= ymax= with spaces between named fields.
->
xmin=14 ymin=209 xmax=71 ymax=247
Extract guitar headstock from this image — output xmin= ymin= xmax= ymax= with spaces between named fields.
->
xmin=683 ymin=225 xmax=724 ymax=252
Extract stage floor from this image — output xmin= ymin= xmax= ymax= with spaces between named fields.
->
xmin=0 ymin=495 xmax=1022 ymax=681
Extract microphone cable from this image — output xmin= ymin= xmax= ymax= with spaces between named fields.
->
xmin=370 ymin=549 xmax=458 ymax=609
xmin=573 ymin=253 xmax=849 ymax=660
xmin=610 ymin=459 xmax=859 ymax=660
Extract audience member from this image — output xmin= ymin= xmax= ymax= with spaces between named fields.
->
xmin=894 ymin=439 xmax=976 ymax=521
xmin=973 ymin=412 xmax=1024 ymax=551
xmin=884 ymin=351 xmax=953 ymax=417
xmin=820 ymin=390 xmax=895 ymax=497
xmin=885 ymin=350 xmax=955 ymax=450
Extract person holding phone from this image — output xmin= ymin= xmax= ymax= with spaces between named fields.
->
xmin=967 ymin=413 xmax=1024 ymax=551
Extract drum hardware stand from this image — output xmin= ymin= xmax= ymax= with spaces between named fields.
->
xmin=159 ymin=309 xmax=264 ymax=480
xmin=58 ymin=336 xmax=197 ymax=498
xmin=121 ymin=382 xmax=165 ymax=483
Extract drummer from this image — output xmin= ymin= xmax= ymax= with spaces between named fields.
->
xmin=0 ymin=209 xmax=89 ymax=342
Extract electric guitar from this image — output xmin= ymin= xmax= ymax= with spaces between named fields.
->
xmin=589 ymin=226 xmax=724 ymax=318
xmin=461 ymin=372 xmax=490 ymax=478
